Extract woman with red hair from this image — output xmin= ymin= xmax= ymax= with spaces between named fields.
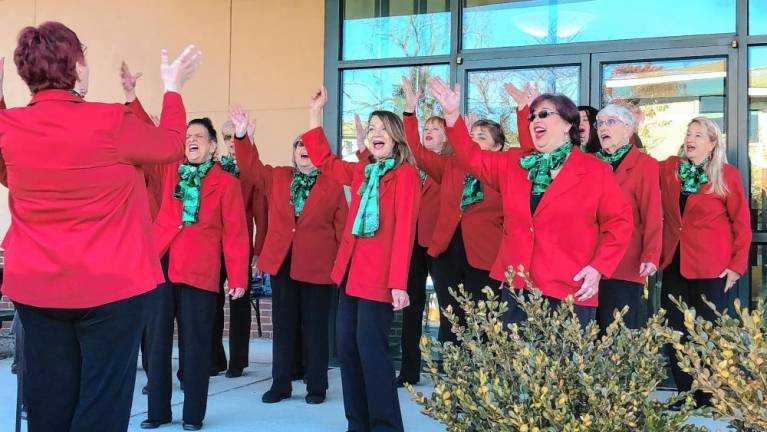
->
xmin=0 ymin=21 xmax=201 ymax=432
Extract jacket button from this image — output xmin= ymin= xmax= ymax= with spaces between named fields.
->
xmin=529 ymin=227 xmax=533 ymax=232
xmin=292 ymin=228 xmax=296 ymax=232
xmin=178 ymin=225 xmax=183 ymax=230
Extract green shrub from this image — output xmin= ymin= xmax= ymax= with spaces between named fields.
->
xmin=670 ymin=296 xmax=767 ymax=432
xmin=409 ymin=272 xmax=704 ymax=432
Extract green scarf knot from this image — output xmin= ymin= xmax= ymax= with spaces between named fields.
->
xmin=352 ymin=158 xmax=396 ymax=237
xmin=678 ymin=156 xmax=710 ymax=194
xmin=460 ymin=174 xmax=484 ymax=210
xmin=519 ymin=142 xmax=573 ymax=195
xmin=595 ymin=143 xmax=632 ymax=167
xmin=219 ymin=154 xmax=240 ymax=177
xmin=291 ymin=168 xmax=319 ymax=217
xmin=174 ymin=159 xmax=215 ymax=226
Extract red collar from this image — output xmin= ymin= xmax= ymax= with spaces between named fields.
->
xmin=28 ymin=89 xmax=85 ymax=106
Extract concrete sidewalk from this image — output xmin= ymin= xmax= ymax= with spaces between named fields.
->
xmin=0 ymin=338 xmax=731 ymax=431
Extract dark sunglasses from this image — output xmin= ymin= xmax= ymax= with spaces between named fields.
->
xmin=223 ymin=134 xmax=233 ymax=141
xmin=528 ymin=109 xmax=560 ymax=122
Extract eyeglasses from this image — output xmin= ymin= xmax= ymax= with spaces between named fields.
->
xmin=594 ymin=118 xmax=625 ymax=129
xmin=528 ymin=109 xmax=560 ymax=122
xmin=223 ymin=134 xmax=233 ymax=141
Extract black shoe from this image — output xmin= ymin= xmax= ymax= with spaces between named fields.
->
xmin=261 ymin=389 xmax=291 ymax=403
xmin=182 ymin=422 xmax=202 ymax=431
xmin=209 ymin=370 xmax=220 ymax=377
xmin=396 ymin=376 xmax=419 ymax=388
xmin=225 ymin=368 xmax=243 ymax=378
xmin=305 ymin=392 xmax=326 ymax=404
xmin=140 ymin=419 xmax=171 ymax=429
xmin=142 ymin=385 xmax=148 ymax=395
xmin=179 ymin=381 xmax=184 ymax=391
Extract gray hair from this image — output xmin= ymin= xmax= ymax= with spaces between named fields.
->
xmin=221 ymin=120 xmax=235 ymax=132
xmin=597 ymin=104 xmax=637 ymax=130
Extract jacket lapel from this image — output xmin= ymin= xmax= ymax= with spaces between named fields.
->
xmin=613 ymin=146 xmax=640 ymax=185
xmin=533 ymin=150 xmax=587 ymax=217
xmin=297 ymin=173 xmax=328 ymax=223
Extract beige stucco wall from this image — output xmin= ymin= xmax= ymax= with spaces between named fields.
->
xmin=0 ymin=0 xmax=325 ymax=240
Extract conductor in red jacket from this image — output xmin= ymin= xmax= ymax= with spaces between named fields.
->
xmin=659 ymin=116 xmax=751 ymax=407
xmin=143 ymin=117 xmax=250 ymax=430
xmin=230 ymin=105 xmax=347 ymax=405
xmin=0 ymin=22 xmax=200 ymax=432
xmin=429 ymin=78 xmax=632 ymax=325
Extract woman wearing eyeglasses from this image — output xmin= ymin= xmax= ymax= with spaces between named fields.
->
xmin=593 ymin=104 xmax=662 ymax=331
xmin=660 ymin=116 xmax=750 ymax=407
xmin=429 ymin=77 xmax=632 ymax=326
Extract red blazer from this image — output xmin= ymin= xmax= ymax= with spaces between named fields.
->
xmin=608 ymin=146 xmax=662 ymax=284
xmin=153 ymin=162 xmax=250 ymax=293
xmin=301 ymin=127 xmax=420 ymax=303
xmin=234 ymin=135 xmax=347 ymax=284
xmin=0 ymin=90 xmax=186 ymax=308
xmin=403 ymin=114 xmax=502 ymax=271
xmin=659 ymin=156 xmax=751 ymax=277
xmin=252 ymin=187 xmax=269 ymax=256
xmin=448 ymin=116 xmax=633 ymax=307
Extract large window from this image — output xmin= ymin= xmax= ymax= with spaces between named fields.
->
xmin=750 ymin=0 xmax=767 ymax=35
xmin=342 ymin=0 xmax=450 ymax=60
xmin=749 ymin=46 xmax=767 ymax=232
xmin=463 ymin=0 xmax=736 ymax=50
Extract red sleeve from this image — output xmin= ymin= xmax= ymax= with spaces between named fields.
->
xmin=0 ymin=99 xmax=5 ymax=184
xmin=446 ymin=115 xmax=509 ymax=191
xmin=590 ymin=167 xmax=634 ymax=277
xmin=638 ymin=158 xmax=662 ymax=266
xmin=301 ymin=127 xmax=357 ymax=186
xmin=387 ymin=166 xmax=421 ymax=290
xmin=125 ymin=98 xmax=154 ymax=125
xmin=333 ymin=186 xmax=349 ymax=244
xmin=115 ymin=92 xmax=185 ymax=165
xmin=516 ymin=105 xmax=535 ymax=152
xmin=252 ymin=189 xmax=269 ymax=256
xmin=221 ymin=176 xmax=251 ymax=290
xmin=234 ymin=134 xmax=273 ymax=194
xmin=725 ymin=168 xmax=752 ymax=275
xmin=404 ymin=114 xmax=447 ymax=183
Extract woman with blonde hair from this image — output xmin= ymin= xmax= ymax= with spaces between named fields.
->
xmin=660 ymin=116 xmax=751 ymax=407
xmin=302 ymin=86 xmax=420 ymax=432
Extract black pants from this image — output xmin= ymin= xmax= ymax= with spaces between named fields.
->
xmin=212 ymin=256 xmax=253 ymax=372
xmin=337 ymin=290 xmax=404 ymax=432
xmin=597 ymin=279 xmax=644 ymax=332
xmin=432 ymin=225 xmax=501 ymax=344
xmin=147 ymin=282 xmax=217 ymax=425
xmin=399 ymin=241 xmax=431 ymax=383
xmin=503 ymin=288 xmax=596 ymax=329
xmin=270 ymin=250 xmax=332 ymax=394
xmin=661 ymin=250 xmax=727 ymax=406
xmin=15 ymin=292 xmax=148 ymax=432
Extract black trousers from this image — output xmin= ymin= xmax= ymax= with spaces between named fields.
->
xmin=661 ymin=250 xmax=727 ymax=406
xmin=15 ymin=292 xmax=148 ymax=432
xmin=147 ymin=282 xmax=217 ymax=425
xmin=399 ymin=241 xmax=432 ymax=383
xmin=503 ymin=287 xmax=596 ymax=329
xmin=431 ymin=225 xmax=501 ymax=344
xmin=337 ymin=290 xmax=404 ymax=432
xmin=270 ymin=250 xmax=332 ymax=394
xmin=212 ymin=256 xmax=253 ymax=372
xmin=597 ymin=279 xmax=644 ymax=332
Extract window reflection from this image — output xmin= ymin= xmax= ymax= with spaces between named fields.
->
xmin=463 ymin=0 xmax=736 ymax=50
xmin=340 ymin=65 xmax=450 ymax=160
xmin=601 ymin=58 xmax=727 ymax=162
xmin=750 ymin=0 xmax=767 ymax=35
xmin=749 ymin=47 xmax=767 ymax=231
xmin=466 ymin=65 xmax=580 ymax=147
xmin=343 ymin=0 xmax=450 ymax=60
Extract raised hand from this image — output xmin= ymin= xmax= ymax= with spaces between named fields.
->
xmin=503 ymin=81 xmax=539 ymax=109
xmin=428 ymin=77 xmax=461 ymax=126
xmin=247 ymin=119 xmax=257 ymax=141
xmin=401 ymin=75 xmax=421 ymax=113
xmin=120 ymin=61 xmax=143 ymax=102
xmin=309 ymin=86 xmax=328 ymax=129
xmin=228 ymin=104 xmax=250 ymax=138
xmin=160 ymin=45 xmax=203 ymax=93
xmin=354 ymin=114 xmax=366 ymax=152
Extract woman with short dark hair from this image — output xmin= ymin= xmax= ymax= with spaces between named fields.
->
xmin=429 ymin=77 xmax=633 ymax=326
xmin=0 ymin=21 xmax=200 ymax=432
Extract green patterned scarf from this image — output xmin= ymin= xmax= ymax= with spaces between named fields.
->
xmin=352 ymin=158 xmax=396 ymax=237
xmin=219 ymin=154 xmax=240 ymax=177
xmin=460 ymin=174 xmax=484 ymax=210
xmin=519 ymin=142 xmax=573 ymax=195
xmin=419 ymin=169 xmax=428 ymax=186
xmin=678 ymin=156 xmax=711 ymax=194
xmin=291 ymin=168 xmax=319 ymax=217
xmin=174 ymin=159 xmax=215 ymax=225
xmin=595 ymin=143 xmax=632 ymax=167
